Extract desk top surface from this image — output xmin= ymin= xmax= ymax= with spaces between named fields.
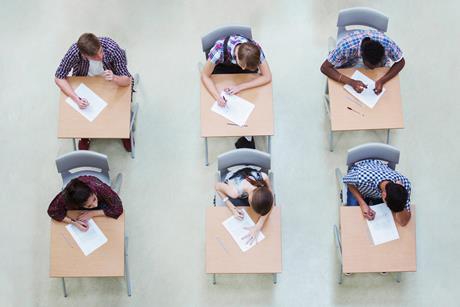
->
xmin=328 ymin=67 xmax=404 ymax=131
xmin=58 ymin=76 xmax=131 ymax=139
xmin=206 ymin=206 xmax=282 ymax=274
xmin=340 ymin=206 xmax=416 ymax=273
xmin=200 ymin=74 xmax=274 ymax=137
xmin=50 ymin=211 xmax=125 ymax=277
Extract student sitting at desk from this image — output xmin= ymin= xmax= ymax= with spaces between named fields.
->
xmin=55 ymin=33 xmax=133 ymax=151
xmin=343 ymin=159 xmax=411 ymax=226
xmin=48 ymin=176 xmax=123 ymax=232
xmin=320 ymin=30 xmax=405 ymax=94
xmin=201 ymin=35 xmax=272 ymax=149
xmin=215 ymin=167 xmax=274 ymax=243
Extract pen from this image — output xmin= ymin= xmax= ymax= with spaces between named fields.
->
xmin=347 ymin=106 xmax=364 ymax=117
xmin=227 ymin=123 xmax=248 ymax=127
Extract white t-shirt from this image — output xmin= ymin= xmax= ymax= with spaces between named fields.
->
xmin=88 ymin=60 xmax=104 ymax=76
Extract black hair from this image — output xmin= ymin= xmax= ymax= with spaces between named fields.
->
xmin=63 ymin=178 xmax=92 ymax=208
xmin=384 ymin=182 xmax=408 ymax=212
xmin=361 ymin=37 xmax=385 ymax=66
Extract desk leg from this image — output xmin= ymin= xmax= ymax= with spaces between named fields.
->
xmin=272 ymin=273 xmax=277 ymax=284
xmin=386 ymin=129 xmax=390 ymax=144
xmin=329 ymin=131 xmax=334 ymax=152
xmin=213 ymin=274 xmax=216 ymax=285
xmin=204 ymin=137 xmax=209 ymax=166
xmin=61 ymin=278 xmax=68 ymax=297
xmin=73 ymin=138 xmax=77 ymax=151
xmin=267 ymin=136 xmax=271 ymax=153
xmin=395 ymin=272 xmax=401 ymax=283
xmin=338 ymin=264 xmax=343 ymax=284
xmin=125 ymin=236 xmax=132 ymax=296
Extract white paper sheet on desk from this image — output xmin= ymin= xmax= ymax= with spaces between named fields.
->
xmin=222 ymin=208 xmax=265 ymax=252
xmin=366 ymin=203 xmax=399 ymax=245
xmin=344 ymin=70 xmax=386 ymax=108
xmin=65 ymin=83 xmax=108 ymax=122
xmin=65 ymin=219 xmax=108 ymax=256
xmin=211 ymin=92 xmax=255 ymax=127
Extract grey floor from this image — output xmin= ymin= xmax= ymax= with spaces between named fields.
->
xmin=1 ymin=0 xmax=459 ymax=306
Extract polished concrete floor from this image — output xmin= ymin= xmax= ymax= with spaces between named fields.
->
xmin=1 ymin=0 xmax=459 ymax=306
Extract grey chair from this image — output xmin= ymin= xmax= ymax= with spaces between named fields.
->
xmin=56 ymin=150 xmax=122 ymax=193
xmin=214 ymin=148 xmax=274 ymax=206
xmin=333 ymin=142 xmax=401 ymax=284
xmin=324 ymin=7 xmax=390 ymax=151
xmin=201 ymin=25 xmax=252 ymax=58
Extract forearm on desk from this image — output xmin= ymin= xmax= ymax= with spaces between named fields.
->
xmin=55 ymin=77 xmax=78 ymax=100
xmin=113 ymin=75 xmax=131 ymax=87
xmin=378 ymin=58 xmax=405 ymax=85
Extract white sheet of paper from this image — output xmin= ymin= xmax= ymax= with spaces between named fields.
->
xmin=65 ymin=83 xmax=108 ymax=122
xmin=344 ymin=70 xmax=386 ymax=108
xmin=222 ymin=208 xmax=265 ymax=252
xmin=211 ymin=92 xmax=255 ymax=127
xmin=65 ymin=219 xmax=108 ymax=256
xmin=366 ymin=203 xmax=400 ymax=245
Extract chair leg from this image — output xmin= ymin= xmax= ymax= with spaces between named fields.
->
xmin=204 ymin=137 xmax=209 ymax=166
xmin=395 ymin=272 xmax=402 ymax=283
xmin=212 ymin=273 xmax=216 ymax=285
xmin=61 ymin=278 xmax=68 ymax=297
xmin=273 ymin=273 xmax=277 ymax=284
xmin=329 ymin=130 xmax=334 ymax=152
xmin=386 ymin=129 xmax=390 ymax=144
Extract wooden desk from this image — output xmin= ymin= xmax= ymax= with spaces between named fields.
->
xmin=339 ymin=206 xmax=416 ymax=273
xmin=327 ymin=67 xmax=404 ymax=150
xmin=50 ymin=211 xmax=130 ymax=296
xmin=206 ymin=206 xmax=282 ymax=283
xmin=200 ymin=74 xmax=274 ymax=165
xmin=58 ymin=77 xmax=131 ymax=141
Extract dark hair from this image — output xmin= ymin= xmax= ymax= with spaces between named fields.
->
xmin=237 ymin=42 xmax=261 ymax=70
xmin=384 ymin=182 xmax=408 ymax=212
xmin=77 ymin=33 xmax=101 ymax=56
xmin=361 ymin=38 xmax=385 ymax=66
xmin=63 ymin=179 xmax=92 ymax=208
xmin=245 ymin=176 xmax=273 ymax=216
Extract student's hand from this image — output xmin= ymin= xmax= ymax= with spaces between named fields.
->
xmin=73 ymin=97 xmax=89 ymax=109
xmin=72 ymin=220 xmax=89 ymax=232
xmin=77 ymin=211 xmax=94 ymax=222
xmin=217 ymin=96 xmax=227 ymax=107
xmin=224 ymin=85 xmax=241 ymax=95
xmin=350 ymin=80 xmax=367 ymax=93
xmin=374 ymin=80 xmax=383 ymax=95
xmin=360 ymin=204 xmax=375 ymax=220
xmin=104 ymin=70 xmax=114 ymax=81
xmin=231 ymin=207 xmax=244 ymax=220
xmin=242 ymin=226 xmax=260 ymax=245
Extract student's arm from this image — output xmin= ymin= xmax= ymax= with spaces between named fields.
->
xmin=225 ymin=61 xmax=272 ymax=95
xmin=374 ymin=58 xmax=405 ymax=94
xmin=347 ymin=184 xmax=375 ymax=220
xmin=103 ymin=70 xmax=131 ymax=87
xmin=55 ymin=77 xmax=89 ymax=109
xmin=320 ymin=60 xmax=368 ymax=93
xmin=215 ymin=182 xmax=243 ymax=219
xmin=394 ymin=210 xmax=411 ymax=226
xmin=201 ymin=61 xmax=226 ymax=106
xmin=62 ymin=216 xmax=89 ymax=232
xmin=77 ymin=209 xmax=105 ymax=222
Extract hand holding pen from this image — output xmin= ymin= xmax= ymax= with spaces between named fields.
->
xmin=350 ymin=79 xmax=368 ymax=93
xmin=217 ymin=95 xmax=227 ymax=107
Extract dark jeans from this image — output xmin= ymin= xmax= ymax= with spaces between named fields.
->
xmin=346 ymin=189 xmax=383 ymax=206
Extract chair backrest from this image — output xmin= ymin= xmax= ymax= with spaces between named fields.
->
xmin=201 ymin=25 xmax=252 ymax=57
xmin=56 ymin=151 xmax=111 ymax=188
xmin=346 ymin=143 xmax=400 ymax=170
xmin=217 ymin=149 xmax=270 ymax=178
xmin=337 ymin=7 xmax=388 ymax=41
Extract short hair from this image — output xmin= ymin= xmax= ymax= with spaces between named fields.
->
xmin=384 ymin=182 xmax=408 ymax=212
xmin=361 ymin=38 xmax=385 ymax=66
xmin=63 ymin=178 xmax=92 ymax=208
xmin=77 ymin=33 xmax=101 ymax=56
xmin=237 ymin=42 xmax=261 ymax=70
xmin=251 ymin=187 xmax=273 ymax=216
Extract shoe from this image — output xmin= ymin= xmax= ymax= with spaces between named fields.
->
xmin=235 ymin=136 xmax=256 ymax=149
xmin=122 ymin=138 xmax=132 ymax=152
xmin=78 ymin=138 xmax=90 ymax=150
xmin=379 ymin=272 xmax=388 ymax=276
xmin=344 ymin=273 xmax=352 ymax=276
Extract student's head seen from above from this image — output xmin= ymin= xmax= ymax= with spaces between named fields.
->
xmin=63 ymin=178 xmax=99 ymax=210
xmin=236 ymin=42 xmax=261 ymax=71
xmin=382 ymin=181 xmax=408 ymax=212
xmin=360 ymin=37 xmax=385 ymax=69
xmin=246 ymin=177 xmax=273 ymax=216
xmin=77 ymin=33 xmax=104 ymax=61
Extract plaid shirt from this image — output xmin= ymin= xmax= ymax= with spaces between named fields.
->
xmin=207 ymin=35 xmax=266 ymax=65
xmin=343 ymin=159 xmax=411 ymax=211
xmin=327 ymin=30 xmax=403 ymax=68
xmin=55 ymin=37 xmax=131 ymax=79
